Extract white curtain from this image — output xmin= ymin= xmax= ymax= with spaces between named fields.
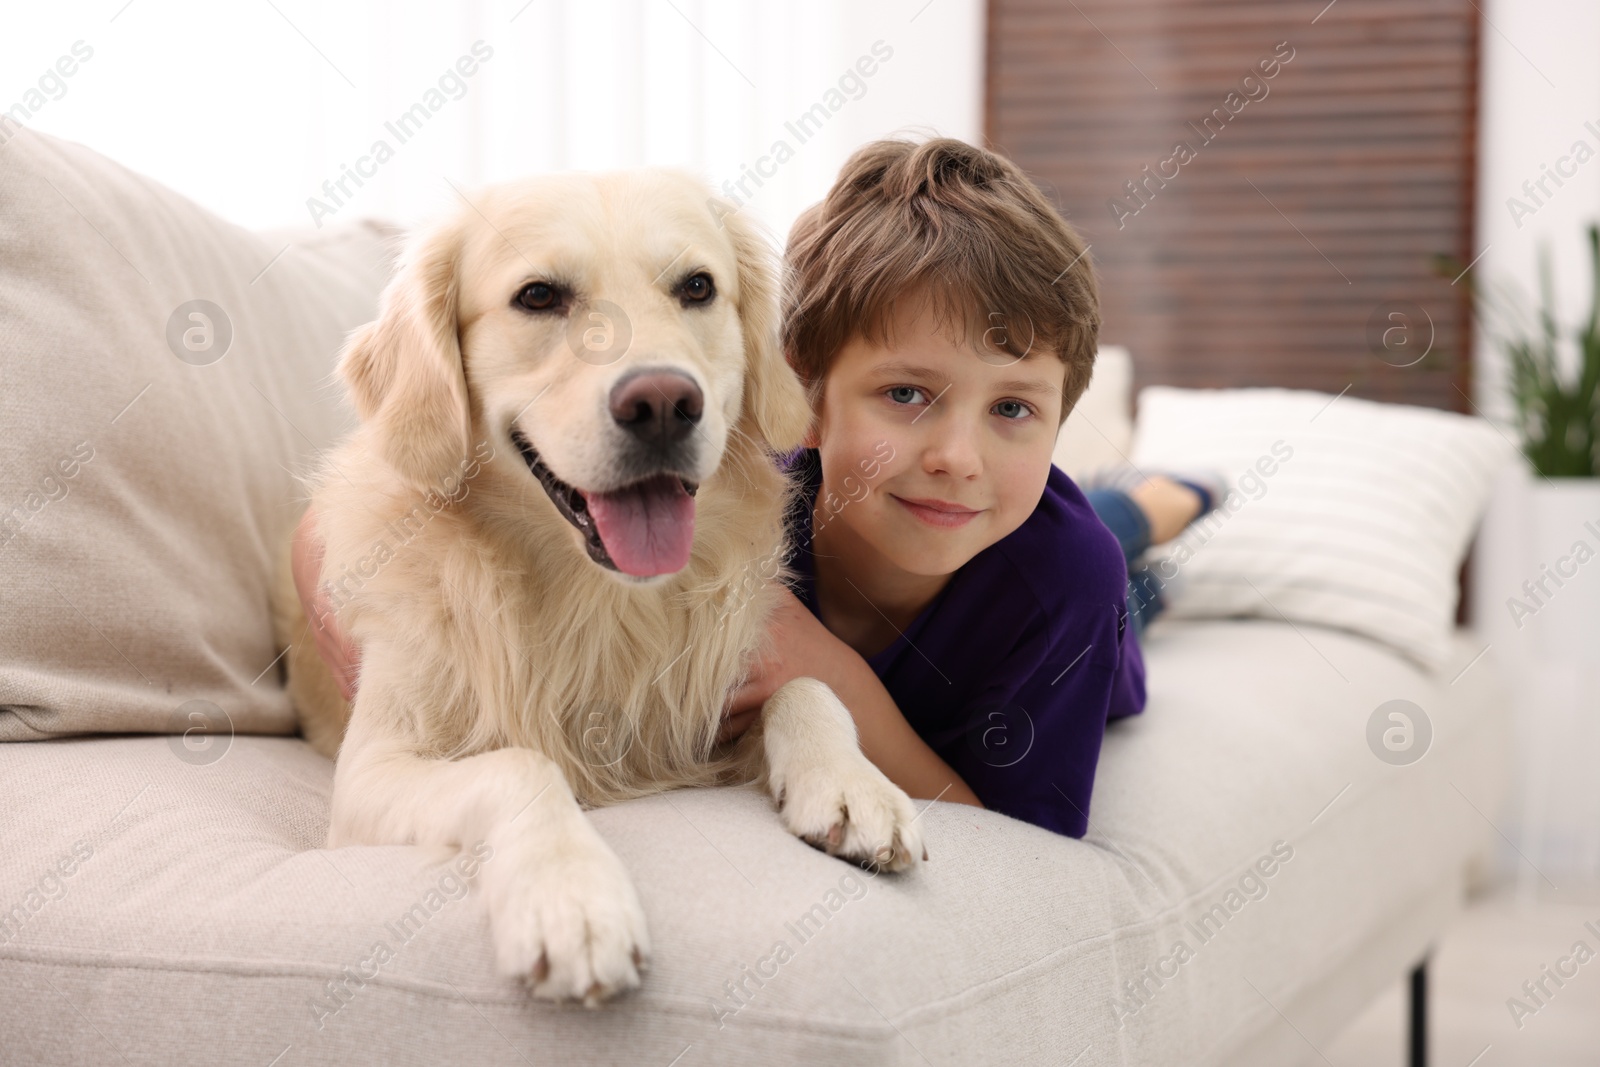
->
xmin=2 ymin=0 xmax=983 ymax=241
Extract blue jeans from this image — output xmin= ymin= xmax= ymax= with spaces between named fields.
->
xmin=1085 ymin=488 xmax=1165 ymax=636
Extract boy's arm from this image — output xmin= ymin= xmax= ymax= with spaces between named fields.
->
xmin=723 ymin=585 xmax=985 ymax=810
xmin=942 ymin=602 xmax=1138 ymax=839
xmin=814 ymin=623 xmax=988 ymax=809
xmin=1107 ymin=611 xmax=1147 ymax=721
xmin=292 ymin=504 xmax=362 ymax=703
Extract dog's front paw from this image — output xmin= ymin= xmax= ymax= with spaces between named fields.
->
xmin=482 ymin=828 xmax=650 ymax=1007
xmin=773 ymin=755 xmax=927 ymax=873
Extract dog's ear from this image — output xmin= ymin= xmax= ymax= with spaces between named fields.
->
xmin=338 ymin=216 xmax=472 ymax=491
xmin=718 ymin=202 xmax=810 ymax=453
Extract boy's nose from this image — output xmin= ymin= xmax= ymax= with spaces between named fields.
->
xmin=920 ymin=417 xmax=984 ymax=479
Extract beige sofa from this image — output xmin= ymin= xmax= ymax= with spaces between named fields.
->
xmin=0 ymin=129 xmax=1511 ymax=1066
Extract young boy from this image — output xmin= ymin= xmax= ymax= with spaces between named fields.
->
xmin=716 ymin=136 xmax=1151 ymax=838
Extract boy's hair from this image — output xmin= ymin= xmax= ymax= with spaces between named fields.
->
xmin=782 ymin=137 xmax=1100 ymax=426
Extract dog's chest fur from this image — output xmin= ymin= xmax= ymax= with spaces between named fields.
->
xmin=323 ymin=437 xmax=796 ymax=807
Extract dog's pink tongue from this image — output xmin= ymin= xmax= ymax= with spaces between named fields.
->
xmin=582 ymin=475 xmax=696 ymax=576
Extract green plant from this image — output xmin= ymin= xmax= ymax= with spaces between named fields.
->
xmin=1440 ymin=225 xmax=1600 ymax=477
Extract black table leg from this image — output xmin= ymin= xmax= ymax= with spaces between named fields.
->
xmin=1409 ymin=955 xmax=1429 ymax=1067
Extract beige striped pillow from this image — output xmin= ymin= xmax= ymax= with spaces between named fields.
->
xmin=1128 ymin=386 xmax=1515 ymax=670
xmin=0 ymin=128 xmax=397 ymax=740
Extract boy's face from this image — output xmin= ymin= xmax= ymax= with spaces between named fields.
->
xmin=805 ymin=287 xmax=1065 ymax=579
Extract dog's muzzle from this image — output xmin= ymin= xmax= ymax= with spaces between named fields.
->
xmin=510 ymin=428 xmax=700 ymax=577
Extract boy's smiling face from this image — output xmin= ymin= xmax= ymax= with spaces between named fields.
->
xmin=806 ymin=284 xmax=1066 ymax=583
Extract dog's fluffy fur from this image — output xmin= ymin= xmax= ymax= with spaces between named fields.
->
xmin=270 ymin=169 xmax=924 ymax=1007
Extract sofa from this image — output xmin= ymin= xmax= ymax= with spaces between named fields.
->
xmin=0 ymin=129 xmax=1513 ymax=1066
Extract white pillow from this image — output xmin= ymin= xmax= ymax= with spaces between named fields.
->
xmin=1052 ymin=344 xmax=1133 ymax=482
xmin=1128 ymin=386 xmax=1516 ymax=671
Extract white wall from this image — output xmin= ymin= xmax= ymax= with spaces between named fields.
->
xmin=1470 ymin=0 xmax=1600 ymax=882
xmin=0 ymin=0 xmax=983 ymax=243
xmin=1473 ymin=0 xmax=1600 ymax=422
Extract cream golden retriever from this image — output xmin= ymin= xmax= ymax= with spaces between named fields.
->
xmin=269 ymin=169 xmax=925 ymax=1008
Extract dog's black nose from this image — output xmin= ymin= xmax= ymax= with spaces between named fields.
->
xmin=609 ymin=369 xmax=704 ymax=448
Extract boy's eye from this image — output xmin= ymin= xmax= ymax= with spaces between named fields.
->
xmin=886 ymin=385 xmax=928 ymax=406
xmin=994 ymin=399 xmax=1033 ymax=420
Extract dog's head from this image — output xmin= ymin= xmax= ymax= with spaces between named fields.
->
xmin=337 ymin=170 xmax=810 ymax=582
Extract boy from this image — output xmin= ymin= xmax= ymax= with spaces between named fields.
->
xmin=717 ymin=137 xmax=1147 ymax=838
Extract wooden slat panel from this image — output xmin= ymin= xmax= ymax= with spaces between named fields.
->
xmin=985 ymin=0 xmax=1481 ymax=616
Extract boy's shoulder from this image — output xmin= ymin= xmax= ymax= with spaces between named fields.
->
xmin=983 ymin=463 xmax=1130 ymax=645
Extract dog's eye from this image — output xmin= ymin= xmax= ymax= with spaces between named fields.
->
xmin=514 ymin=282 xmax=561 ymax=312
xmin=679 ymin=273 xmax=715 ymax=305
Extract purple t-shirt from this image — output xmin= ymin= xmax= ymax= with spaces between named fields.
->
xmin=779 ymin=447 xmax=1145 ymax=839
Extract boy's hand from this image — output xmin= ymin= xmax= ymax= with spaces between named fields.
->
xmin=717 ymin=584 xmax=815 ymax=744
xmin=290 ymin=505 xmax=362 ymax=703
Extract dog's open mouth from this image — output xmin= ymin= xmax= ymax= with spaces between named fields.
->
xmin=510 ymin=428 xmax=699 ymax=577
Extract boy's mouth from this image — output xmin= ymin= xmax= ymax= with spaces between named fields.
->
xmin=891 ymin=494 xmax=982 ymax=529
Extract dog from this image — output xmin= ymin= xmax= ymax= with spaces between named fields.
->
xmin=269 ymin=169 xmax=926 ymax=1008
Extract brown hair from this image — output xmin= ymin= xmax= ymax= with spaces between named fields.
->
xmin=782 ymin=136 xmax=1100 ymax=425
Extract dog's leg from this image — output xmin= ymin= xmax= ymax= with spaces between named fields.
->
xmin=761 ymin=677 xmax=927 ymax=872
xmin=328 ymin=674 xmax=649 ymax=1007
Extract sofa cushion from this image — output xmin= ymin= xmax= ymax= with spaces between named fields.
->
xmin=0 ymin=128 xmax=397 ymax=741
xmin=0 ymin=620 xmax=1509 ymax=1066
